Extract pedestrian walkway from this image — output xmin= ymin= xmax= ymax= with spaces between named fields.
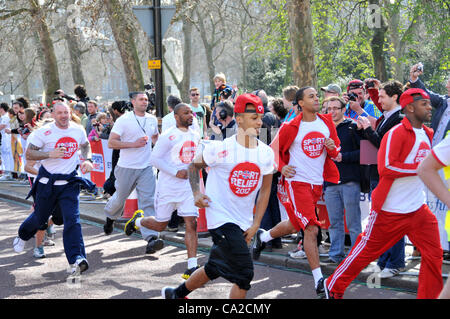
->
xmin=1 ymin=179 xmax=447 ymax=296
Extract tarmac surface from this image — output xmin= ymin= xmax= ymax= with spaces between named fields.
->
xmin=0 ymin=178 xmax=448 ymax=297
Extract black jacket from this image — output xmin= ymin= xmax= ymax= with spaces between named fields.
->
xmin=363 ymin=108 xmax=404 ymax=181
xmin=325 ymin=119 xmax=363 ymax=186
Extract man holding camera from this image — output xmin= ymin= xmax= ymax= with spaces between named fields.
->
xmin=344 ymin=79 xmax=382 ymax=128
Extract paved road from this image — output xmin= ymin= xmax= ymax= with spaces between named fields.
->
xmin=0 ymin=199 xmax=415 ymax=300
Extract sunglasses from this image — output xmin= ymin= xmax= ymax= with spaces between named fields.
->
xmin=191 ymin=93 xmax=200 ymax=96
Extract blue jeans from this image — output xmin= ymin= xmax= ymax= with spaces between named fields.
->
xmin=324 ymin=182 xmax=362 ymax=262
xmin=370 ymin=178 xmax=405 ymax=269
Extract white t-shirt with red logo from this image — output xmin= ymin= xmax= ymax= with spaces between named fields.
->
xmin=151 ymin=126 xmax=200 ymax=194
xmin=27 ymin=122 xmax=88 ymax=184
xmin=202 ymin=136 xmax=275 ymax=231
xmin=382 ymin=128 xmax=431 ymax=213
xmin=287 ymin=117 xmax=330 ymax=185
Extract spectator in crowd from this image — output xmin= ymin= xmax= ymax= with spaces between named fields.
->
xmin=282 ymin=85 xmax=300 ymax=122
xmin=0 ymin=103 xmax=13 ymax=181
xmin=344 ymin=79 xmax=382 ymax=127
xmin=73 ymin=102 xmax=88 ymax=129
xmin=102 ymin=101 xmax=127 ymax=198
xmin=88 ymin=112 xmax=108 ymax=142
xmin=323 ymin=96 xmax=362 ymax=264
xmin=253 ymin=89 xmax=277 ymax=145
xmin=270 ymin=98 xmax=288 ymax=125
xmin=55 ymin=84 xmax=90 ymax=106
xmin=321 ymin=83 xmax=342 ymax=99
xmin=358 ymin=79 xmax=406 ymax=278
xmin=188 ymin=87 xmax=207 ymax=138
xmin=210 ymin=100 xmax=237 ymax=141
xmin=162 ymin=95 xmax=199 ymax=134
xmin=85 ymin=100 xmax=99 ymax=135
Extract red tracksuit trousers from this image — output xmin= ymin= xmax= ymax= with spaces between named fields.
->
xmin=326 ymin=204 xmax=443 ymax=299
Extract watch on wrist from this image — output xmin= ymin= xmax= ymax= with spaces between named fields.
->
xmin=86 ymin=158 xmax=93 ymax=163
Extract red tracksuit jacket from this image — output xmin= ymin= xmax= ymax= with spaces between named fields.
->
xmin=371 ymin=117 xmax=434 ymax=212
xmin=270 ymin=112 xmax=341 ymax=184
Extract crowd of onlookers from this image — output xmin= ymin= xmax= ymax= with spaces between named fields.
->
xmin=1 ymin=63 xmax=449 ymax=278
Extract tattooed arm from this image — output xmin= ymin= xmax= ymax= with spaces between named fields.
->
xmin=80 ymin=141 xmax=94 ymax=173
xmin=26 ymin=143 xmax=65 ymax=161
xmin=188 ymin=151 xmax=210 ymax=208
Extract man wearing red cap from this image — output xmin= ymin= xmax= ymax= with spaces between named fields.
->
xmin=161 ymin=93 xmax=275 ymax=299
xmin=325 ymin=88 xmax=443 ymax=299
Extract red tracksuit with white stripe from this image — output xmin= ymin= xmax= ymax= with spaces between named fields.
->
xmin=326 ymin=117 xmax=443 ymax=299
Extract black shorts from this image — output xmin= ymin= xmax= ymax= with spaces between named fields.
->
xmin=204 ymin=223 xmax=254 ymax=291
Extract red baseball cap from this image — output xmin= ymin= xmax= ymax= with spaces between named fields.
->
xmin=399 ymin=88 xmax=430 ymax=108
xmin=234 ymin=93 xmax=264 ymax=114
xmin=347 ymin=79 xmax=364 ymax=92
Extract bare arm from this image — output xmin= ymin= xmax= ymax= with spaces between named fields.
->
xmin=243 ymin=173 xmax=273 ymax=244
xmin=26 ymin=143 xmax=65 ymax=161
xmin=108 ymin=132 xmax=147 ymax=150
xmin=188 ymin=151 xmax=210 ymax=208
xmin=417 ymin=153 xmax=450 ymax=208
xmin=24 ymin=159 xmax=39 ymax=176
xmin=80 ymin=141 xmax=92 ymax=160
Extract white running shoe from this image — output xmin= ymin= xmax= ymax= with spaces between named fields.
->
xmin=13 ymin=237 xmax=26 ymax=253
xmin=33 ymin=246 xmax=46 ymax=258
xmin=378 ymin=267 xmax=402 ymax=278
xmin=366 ymin=264 xmax=382 ymax=273
xmin=289 ymin=249 xmax=307 ymax=259
xmin=318 ymin=244 xmax=329 ymax=257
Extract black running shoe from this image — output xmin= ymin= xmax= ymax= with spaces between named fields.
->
xmin=316 ymin=277 xmax=326 ymax=299
xmin=103 ymin=217 xmax=114 ymax=235
xmin=161 ymin=287 xmax=177 ymax=299
xmin=124 ymin=210 xmax=144 ymax=236
xmin=182 ymin=265 xmax=200 ymax=280
xmin=251 ymin=229 xmax=266 ymax=261
xmin=145 ymin=236 xmax=164 ymax=254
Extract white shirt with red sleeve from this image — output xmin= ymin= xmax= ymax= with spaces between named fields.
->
xmin=382 ymin=128 xmax=431 ymax=213
xmin=202 ymin=136 xmax=275 ymax=231
xmin=432 ymin=134 xmax=450 ymax=167
xmin=287 ymin=117 xmax=330 ymax=185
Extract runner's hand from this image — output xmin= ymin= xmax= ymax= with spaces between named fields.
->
xmin=243 ymin=224 xmax=259 ymax=245
xmin=324 ymin=138 xmax=336 ymax=150
xmin=176 ymin=169 xmax=188 ymax=179
xmin=194 ymin=192 xmax=211 ymax=208
xmin=49 ymin=147 xmax=66 ymax=159
xmin=281 ymin=165 xmax=296 ymax=178
xmin=134 ymin=137 xmax=148 ymax=148
xmin=80 ymin=160 xmax=94 ymax=173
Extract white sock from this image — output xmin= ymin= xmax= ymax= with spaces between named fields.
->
xmin=260 ymin=230 xmax=274 ymax=243
xmin=187 ymin=257 xmax=198 ymax=269
xmin=135 ymin=218 xmax=143 ymax=229
xmin=312 ymin=267 xmax=323 ymax=288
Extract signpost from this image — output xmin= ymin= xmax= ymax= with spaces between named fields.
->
xmin=133 ymin=2 xmax=176 ymax=118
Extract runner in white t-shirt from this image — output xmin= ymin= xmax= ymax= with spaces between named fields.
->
xmin=417 ymin=133 xmax=450 ymax=299
xmin=124 ymin=104 xmax=201 ymax=278
xmin=103 ymin=92 xmax=162 ymax=255
xmin=13 ymin=102 xmax=95 ymax=276
xmin=160 ymin=93 xmax=275 ymax=299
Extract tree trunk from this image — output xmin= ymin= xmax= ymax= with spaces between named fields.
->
xmin=180 ymin=16 xmax=192 ymax=102
xmin=13 ymin=35 xmax=31 ymax=98
xmin=287 ymin=0 xmax=317 ymax=88
xmin=369 ymin=0 xmax=388 ymax=82
xmin=103 ymin=0 xmax=144 ymax=93
xmin=29 ymin=0 xmax=60 ymax=104
xmin=65 ymin=25 xmax=85 ymax=87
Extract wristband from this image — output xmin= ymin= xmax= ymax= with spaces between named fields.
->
xmin=85 ymin=158 xmax=93 ymax=163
